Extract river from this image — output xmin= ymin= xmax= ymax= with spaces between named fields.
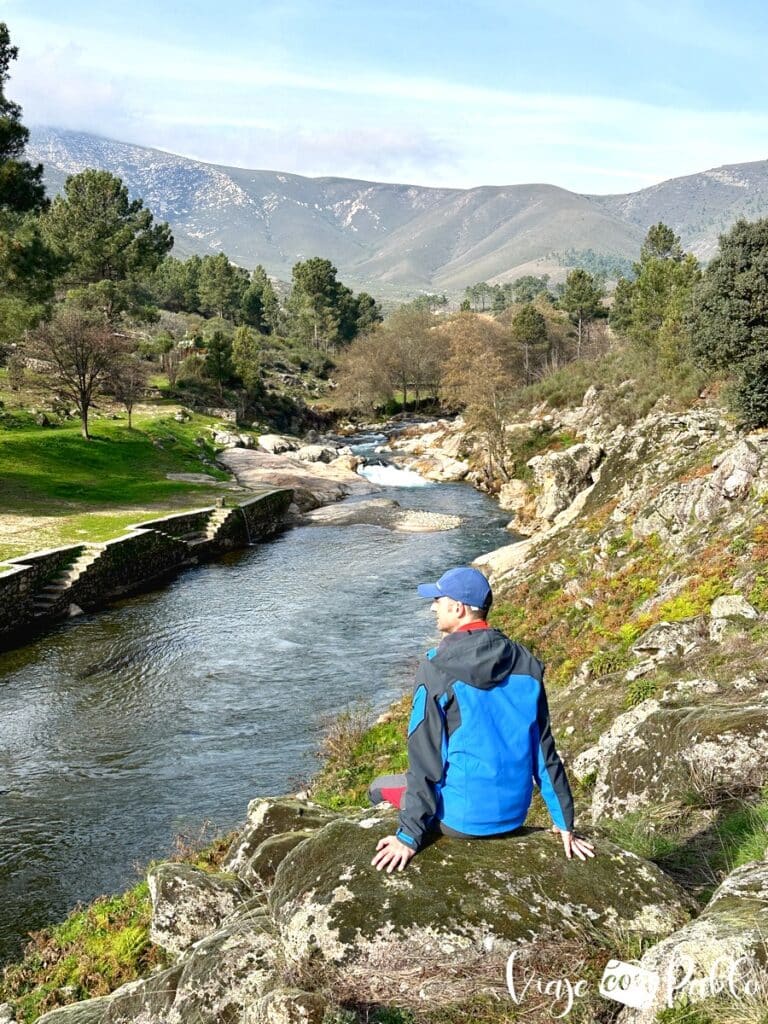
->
xmin=0 ymin=448 xmax=508 ymax=962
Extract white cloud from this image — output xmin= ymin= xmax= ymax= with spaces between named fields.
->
xmin=10 ymin=11 xmax=768 ymax=194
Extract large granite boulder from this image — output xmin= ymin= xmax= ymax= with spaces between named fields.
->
xmin=147 ymin=862 xmax=247 ymax=955
xmin=617 ymin=860 xmax=768 ymax=1023
xmin=585 ymin=702 xmax=768 ymax=820
xmin=295 ymin=444 xmax=338 ymax=464
xmin=269 ymin=812 xmax=691 ymax=1008
xmin=527 ymin=443 xmax=604 ymax=522
xmin=225 ymin=797 xmax=338 ymax=887
xmin=33 ymin=916 xmax=278 ymax=1024
xmin=258 ymin=434 xmax=300 ymax=455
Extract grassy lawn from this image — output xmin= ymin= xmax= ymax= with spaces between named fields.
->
xmin=0 ymin=405 xmax=258 ymax=562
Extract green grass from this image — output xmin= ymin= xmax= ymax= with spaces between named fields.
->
xmin=0 ymin=411 xmax=248 ymax=560
xmin=0 ymin=828 xmax=237 ymax=1023
xmin=311 ymin=697 xmax=411 ymax=810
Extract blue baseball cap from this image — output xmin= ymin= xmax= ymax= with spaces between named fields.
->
xmin=417 ymin=567 xmax=492 ymax=609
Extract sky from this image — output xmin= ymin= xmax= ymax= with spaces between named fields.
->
xmin=6 ymin=0 xmax=768 ymax=194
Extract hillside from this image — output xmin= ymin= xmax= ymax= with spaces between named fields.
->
xmin=27 ymin=127 xmax=768 ymax=294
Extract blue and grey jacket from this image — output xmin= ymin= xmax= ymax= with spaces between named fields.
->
xmin=395 ymin=626 xmax=574 ymax=850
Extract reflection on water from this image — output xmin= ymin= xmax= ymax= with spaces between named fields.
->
xmin=0 ymin=478 xmax=508 ymax=961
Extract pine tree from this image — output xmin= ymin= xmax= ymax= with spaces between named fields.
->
xmin=0 ymin=22 xmax=55 ymax=347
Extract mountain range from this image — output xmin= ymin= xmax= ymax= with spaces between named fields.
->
xmin=27 ymin=127 xmax=768 ymax=297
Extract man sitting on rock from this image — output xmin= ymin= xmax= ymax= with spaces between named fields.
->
xmin=370 ymin=566 xmax=595 ymax=872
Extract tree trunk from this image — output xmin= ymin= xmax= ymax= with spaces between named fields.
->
xmin=80 ymin=406 xmax=90 ymax=440
xmin=128 ymin=405 xmax=133 ymax=429
xmin=577 ymin=316 xmax=583 ymax=358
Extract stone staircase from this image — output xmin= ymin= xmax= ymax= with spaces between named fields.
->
xmin=204 ymin=506 xmax=231 ymax=540
xmin=178 ymin=507 xmax=232 ymax=549
xmin=32 ymin=548 xmax=101 ymax=617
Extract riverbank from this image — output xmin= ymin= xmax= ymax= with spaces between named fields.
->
xmin=0 ymin=468 xmax=507 ymax=996
xmin=10 ymin=389 xmax=768 ymax=1023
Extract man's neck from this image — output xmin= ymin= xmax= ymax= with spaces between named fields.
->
xmin=452 ymin=620 xmax=489 ymax=633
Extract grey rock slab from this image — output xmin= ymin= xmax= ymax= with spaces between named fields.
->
xmin=630 ymin=618 xmax=707 ymax=662
xmin=36 ymin=996 xmax=114 ymax=1023
xmin=269 ymin=815 xmax=690 ymax=1008
xmin=710 ymin=594 xmax=759 ymax=620
xmin=590 ymin=703 xmax=768 ymax=820
xmin=148 ymin=862 xmax=248 ymax=956
xmin=257 ymin=434 xmax=300 ymax=454
xmin=224 ymin=797 xmax=338 ymax=881
xmin=617 ymin=859 xmax=768 ymax=1023
xmin=103 ymin=919 xmax=278 ymax=1024
xmin=244 ymin=987 xmax=326 ymax=1024
xmin=527 ymin=443 xmax=604 ymax=522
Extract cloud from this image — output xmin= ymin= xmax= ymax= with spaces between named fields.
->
xmin=10 ymin=11 xmax=768 ymax=194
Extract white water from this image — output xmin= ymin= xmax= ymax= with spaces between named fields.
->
xmin=358 ymin=463 xmax=431 ymax=487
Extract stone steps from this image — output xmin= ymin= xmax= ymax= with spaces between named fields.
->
xmin=32 ymin=550 xmax=100 ymax=616
xmin=204 ymin=508 xmax=231 ymax=540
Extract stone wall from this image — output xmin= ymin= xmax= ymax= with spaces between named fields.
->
xmin=69 ymin=530 xmax=191 ymax=610
xmin=216 ymin=491 xmax=292 ymax=548
xmin=0 ymin=490 xmax=292 ymax=649
xmin=0 ymin=545 xmax=85 ymax=635
xmin=134 ymin=509 xmax=213 ymax=539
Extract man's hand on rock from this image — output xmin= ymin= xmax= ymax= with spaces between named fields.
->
xmin=372 ymin=835 xmax=416 ymax=873
xmin=551 ymin=825 xmax=596 ymax=861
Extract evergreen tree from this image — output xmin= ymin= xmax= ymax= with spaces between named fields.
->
xmin=640 ymin=222 xmax=684 ymax=263
xmin=197 ymin=253 xmax=247 ymax=320
xmin=691 ymin=218 xmax=768 ymax=370
xmin=609 ymin=276 xmax=635 ymax=333
xmin=560 ymin=269 xmax=603 ymax=356
xmin=511 ymin=275 xmax=550 ymax=304
xmin=42 ymin=169 xmax=172 ymax=321
xmin=0 ymin=22 xmax=55 ymax=348
xmin=151 ymin=255 xmax=200 ymax=312
xmin=510 ymin=303 xmax=549 ymax=384
xmin=0 ymin=23 xmax=46 ymax=214
xmin=203 ymin=328 xmax=234 ymax=398
xmin=352 ymin=291 xmax=383 ymax=334
xmin=288 ymin=257 xmax=341 ymax=350
xmin=243 ymin=264 xmax=279 ymax=333
xmin=232 ymin=325 xmax=261 ymax=392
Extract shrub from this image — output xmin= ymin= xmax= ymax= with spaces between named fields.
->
xmin=625 ymin=676 xmax=658 ymax=707
xmin=730 ymin=350 xmax=768 ymax=429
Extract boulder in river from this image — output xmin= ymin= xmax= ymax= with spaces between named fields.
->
xmin=301 ymin=498 xmax=461 ymax=532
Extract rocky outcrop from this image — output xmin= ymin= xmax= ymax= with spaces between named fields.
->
xmin=33 ymin=798 xmax=693 ymax=1024
xmin=527 ymin=443 xmax=604 ymax=523
xmin=147 ymin=863 xmax=247 ymax=956
xmin=219 ymin=449 xmax=376 ymax=512
xmin=388 ymin=419 xmax=470 ymax=481
xmin=581 ymin=702 xmax=768 ymax=821
xmin=295 ymin=444 xmax=339 ymax=464
xmin=617 ymin=860 xmax=768 ymax=1023
xmin=257 ymin=434 xmax=300 ymax=455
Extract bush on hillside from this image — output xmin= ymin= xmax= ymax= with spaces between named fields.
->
xmin=730 ymin=350 xmax=768 ymax=429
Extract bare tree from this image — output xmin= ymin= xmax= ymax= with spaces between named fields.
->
xmin=110 ymin=352 xmax=149 ymax=429
xmin=27 ymin=307 xmax=122 ymax=439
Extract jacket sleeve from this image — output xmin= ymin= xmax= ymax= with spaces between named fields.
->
xmin=396 ymin=662 xmax=448 ymax=851
xmin=532 ymin=679 xmax=575 ymax=831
